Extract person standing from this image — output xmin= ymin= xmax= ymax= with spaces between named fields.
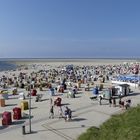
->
xmin=109 ymin=97 xmax=112 ymax=107
xmin=112 ymin=97 xmax=116 ymax=107
xmin=99 ymin=96 xmax=102 ymax=105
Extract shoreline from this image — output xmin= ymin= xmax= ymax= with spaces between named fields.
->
xmin=4 ymin=58 xmax=138 ymax=67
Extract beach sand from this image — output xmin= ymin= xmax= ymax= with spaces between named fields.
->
xmin=9 ymin=58 xmax=137 ymax=67
xmin=0 ymin=59 xmax=139 ymax=140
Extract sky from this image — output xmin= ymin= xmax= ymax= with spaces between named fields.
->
xmin=0 ymin=0 xmax=140 ymax=58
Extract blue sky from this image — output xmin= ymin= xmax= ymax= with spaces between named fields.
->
xmin=0 ymin=0 xmax=140 ymax=58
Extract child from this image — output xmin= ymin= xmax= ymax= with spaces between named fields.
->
xmin=119 ymin=98 xmax=122 ymax=108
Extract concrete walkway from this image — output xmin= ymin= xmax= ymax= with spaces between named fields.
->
xmin=0 ymin=86 xmax=140 ymax=140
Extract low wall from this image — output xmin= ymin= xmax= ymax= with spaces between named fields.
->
xmin=111 ymin=80 xmax=138 ymax=88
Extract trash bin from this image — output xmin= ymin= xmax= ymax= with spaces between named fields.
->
xmin=22 ymin=125 xmax=26 ymax=135
xmin=2 ymin=111 xmax=12 ymax=126
xmin=21 ymin=101 xmax=28 ymax=110
xmin=13 ymin=107 xmax=21 ymax=120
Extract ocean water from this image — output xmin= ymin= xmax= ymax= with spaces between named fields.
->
xmin=0 ymin=61 xmax=16 ymax=71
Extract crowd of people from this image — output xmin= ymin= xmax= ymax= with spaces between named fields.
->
xmin=0 ymin=61 xmax=137 ymax=121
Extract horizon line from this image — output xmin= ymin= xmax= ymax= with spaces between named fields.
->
xmin=0 ymin=57 xmax=140 ymax=60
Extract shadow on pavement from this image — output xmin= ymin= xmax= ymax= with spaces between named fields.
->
xmin=31 ymin=107 xmax=38 ymax=109
xmin=128 ymin=92 xmax=140 ymax=96
xmin=61 ymin=103 xmax=70 ymax=106
xmin=25 ymin=131 xmax=38 ymax=135
xmin=5 ymin=104 xmax=17 ymax=107
xmin=71 ymin=118 xmax=86 ymax=122
xmin=0 ymin=126 xmax=8 ymax=130
xmin=40 ymin=125 xmax=93 ymax=132
xmin=12 ymin=120 xmax=25 ymax=125
xmin=75 ymin=96 xmax=82 ymax=98
xmin=40 ymin=98 xmax=49 ymax=102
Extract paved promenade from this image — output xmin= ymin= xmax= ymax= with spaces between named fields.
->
xmin=0 ymin=85 xmax=140 ymax=140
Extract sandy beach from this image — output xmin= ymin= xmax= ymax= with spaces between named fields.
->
xmin=0 ymin=59 xmax=140 ymax=140
xmin=10 ymin=58 xmax=138 ymax=65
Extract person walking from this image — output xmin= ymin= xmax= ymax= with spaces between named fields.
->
xmin=49 ymin=105 xmax=54 ymax=119
xmin=50 ymin=98 xmax=53 ymax=106
xmin=64 ymin=106 xmax=72 ymax=121
xmin=58 ymin=106 xmax=63 ymax=119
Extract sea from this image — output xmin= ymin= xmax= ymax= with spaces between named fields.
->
xmin=0 ymin=61 xmax=17 ymax=71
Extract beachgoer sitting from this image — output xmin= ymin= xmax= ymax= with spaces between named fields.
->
xmin=125 ymin=99 xmax=131 ymax=109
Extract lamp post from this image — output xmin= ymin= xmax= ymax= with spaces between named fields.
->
xmin=135 ymin=63 xmax=139 ymax=89
xmin=29 ymin=84 xmax=32 ymax=133
xmin=138 ymin=74 xmax=140 ymax=90
xmin=135 ymin=74 xmax=137 ymax=89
